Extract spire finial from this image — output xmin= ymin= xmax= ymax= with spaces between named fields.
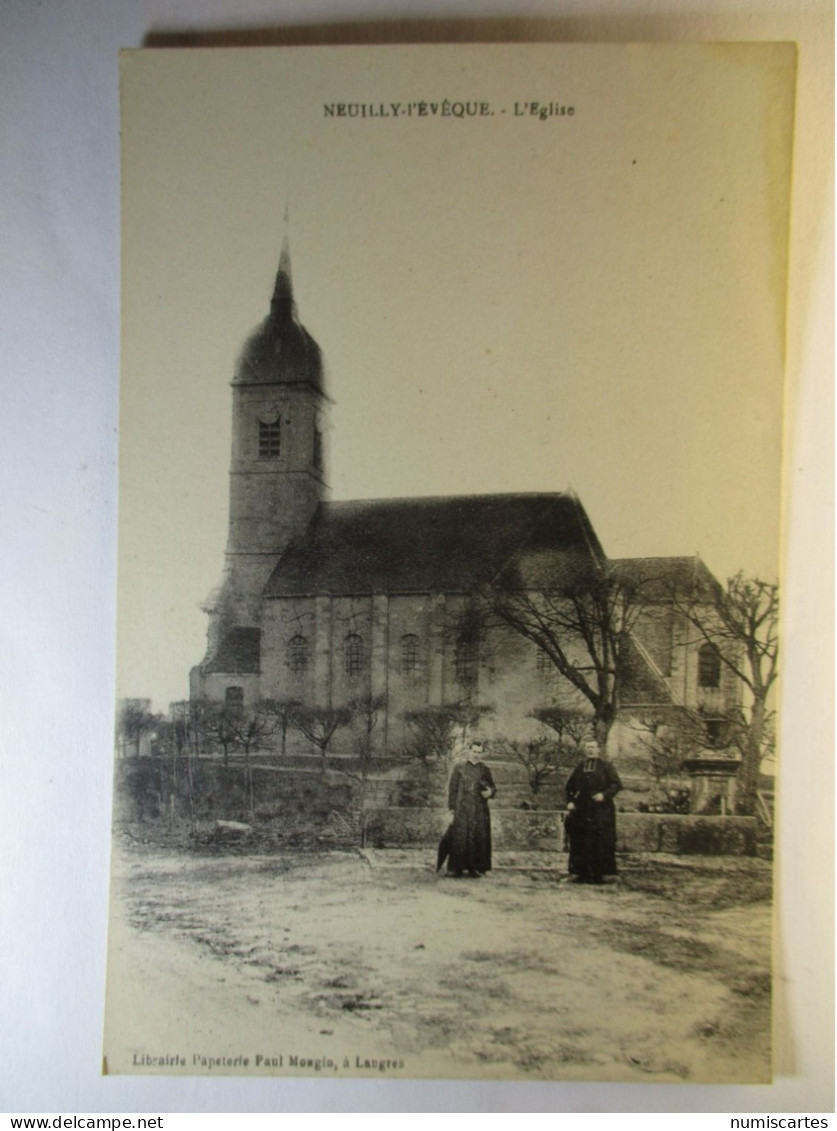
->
xmin=280 ymin=199 xmax=291 ymax=267
xmin=272 ymin=203 xmax=294 ymax=316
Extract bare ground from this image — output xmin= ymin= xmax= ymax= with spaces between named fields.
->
xmin=104 ymin=844 xmax=772 ymax=1083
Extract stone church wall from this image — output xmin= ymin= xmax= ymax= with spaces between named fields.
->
xmin=195 ymin=671 xmax=261 ymax=709
xmin=260 ymin=595 xmax=317 ymax=704
xmin=258 ymin=591 xmax=606 ymax=759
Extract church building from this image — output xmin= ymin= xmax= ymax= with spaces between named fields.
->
xmin=190 ymin=246 xmax=740 ymax=760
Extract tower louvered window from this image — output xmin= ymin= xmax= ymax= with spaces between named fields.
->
xmin=259 ymin=418 xmax=281 ymax=459
xmin=344 ymin=634 xmax=364 ymax=675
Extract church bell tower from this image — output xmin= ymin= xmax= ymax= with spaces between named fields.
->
xmin=197 ymin=241 xmax=328 ymax=672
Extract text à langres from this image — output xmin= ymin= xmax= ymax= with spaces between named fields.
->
xmin=131 ymin=1051 xmax=406 ymax=1073
xmin=324 ymin=101 xmax=575 ymax=120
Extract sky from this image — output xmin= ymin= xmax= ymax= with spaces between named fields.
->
xmin=117 ymin=43 xmax=795 ymax=710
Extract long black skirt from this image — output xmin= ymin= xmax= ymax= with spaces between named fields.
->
xmin=565 ymin=804 xmax=617 ymax=881
xmin=440 ymin=801 xmax=492 ymax=875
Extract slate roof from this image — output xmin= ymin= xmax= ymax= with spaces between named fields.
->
xmin=202 ymin=627 xmax=261 ymax=674
xmin=610 ymin=556 xmax=721 ymax=600
xmin=234 ymin=244 xmax=325 ymax=392
xmin=263 ymin=493 xmax=606 ymax=597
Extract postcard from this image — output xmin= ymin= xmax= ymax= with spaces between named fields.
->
xmin=107 ymin=43 xmax=795 ymax=1082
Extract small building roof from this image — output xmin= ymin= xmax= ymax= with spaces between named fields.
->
xmin=610 ymin=556 xmax=721 ymax=600
xmin=202 ymin=626 xmax=261 ymax=674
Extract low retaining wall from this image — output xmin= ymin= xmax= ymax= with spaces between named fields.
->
xmin=362 ymin=808 xmax=758 ymax=856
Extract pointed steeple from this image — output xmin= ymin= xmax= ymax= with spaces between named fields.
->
xmin=235 ymin=232 xmax=324 ymax=391
xmin=271 ymin=208 xmax=295 ymax=318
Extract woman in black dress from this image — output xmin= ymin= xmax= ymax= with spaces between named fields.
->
xmin=443 ymin=741 xmax=496 ymax=877
xmin=565 ymin=739 xmax=622 ymax=884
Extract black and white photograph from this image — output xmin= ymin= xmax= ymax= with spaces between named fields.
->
xmin=102 ymin=41 xmax=801 ymax=1086
xmin=1 ymin=0 xmax=833 ymax=1112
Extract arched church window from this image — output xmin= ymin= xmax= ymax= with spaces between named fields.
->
xmin=400 ymin=634 xmax=421 ymax=676
xmin=286 ymin=634 xmax=309 ymax=675
xmin=344 ymin=634 xmax=364 ymax=675
xmin=258 ymin=417 xmax=281 ymax=459
xmin=536 ymin=648 xmax=554 ymax=678
xmin=697 ymin=643 xmax=721 ymax=688
xmin=455 ymin=637 xmax=478 ymax=686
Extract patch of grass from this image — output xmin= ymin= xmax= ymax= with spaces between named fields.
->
xmin=731 ymin=971 xmax=771 ymax=997
xmin=601 ymin=920 xmax=771 ymax=998
xmin=264 ymin=966 xmax=302 ymax=982
xmin=322 ymin=974 xmax=356 ymax=989
xmin=515 ymin=1042 xmax=592 ymax=1071
xmin=693 ymin=1018 xmax=722 ymax=1038
xmin=309 ymin=989 xmax=385 ymax=1012
xmin=438 ymin=972 xmax=512 ymax=1000
xmin=413 ymin=1013 xmax=461 ymax=1046
xmin=459 ymin=949 xmax=561 ymax=976
xmin=340 ymin=995 xmax=383 ymax=1012
xmin=618 ymin=857 xmax=772 ymax=908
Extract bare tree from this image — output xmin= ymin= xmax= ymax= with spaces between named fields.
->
xmin=403 ymin=701 xmax=492 ymax=762
xmin=287 ymin=705 xmax=353 ymax=772
xmin=115 ymin=700 xmax=162 ymax=821
xmin=531 ymin=705 xmax=594 ymax=751
xmin=153 ymin=715 xmax=183 ymax=830
xmin=403 ymin=707 xmax=460 ymax=764
xmin=180 ymin=697 xmax=214 ymax=758
xmin=625 ymin=710 xmax=704 ymax=792
xmin=485 ymin=568 xmax=651 ymax=743
xmin=115 ymin=700 xmax=160 ymax=758
xmin=229 ymin=700 xmax=280 ymax=818
xmin=493 ymin=736 xmax=560 ymax=795
xmin=402 ymin=702 xmax=493 ymax=807
xmin=260 ymin=697 xmax=302 ymax=759
xmin=230 ymin=700 xmax=278 ymax=757
xmin=328 ymin=694 xmax=387 ymax=846
xmin=673 ymin=572 xmax=779 ymax=813
xmin=170 ymin=698 xmax=215 ymax=834
xmin=493 ymin=706 xmax=593 ymax=796
xmin=202 ymin=703 xmax=239 ymax=767
xmin=346 ymin=694 xmax=387 ymax=779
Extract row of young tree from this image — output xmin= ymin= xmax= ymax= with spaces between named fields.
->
xmin=116 ymin=695 xmax=387 ymax=833
xmin=117 ymin=569 xmax=778 ymax=816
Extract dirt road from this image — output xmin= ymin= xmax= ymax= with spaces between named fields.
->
xmin=104 ymin=846 xmax=771 ymax=1083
